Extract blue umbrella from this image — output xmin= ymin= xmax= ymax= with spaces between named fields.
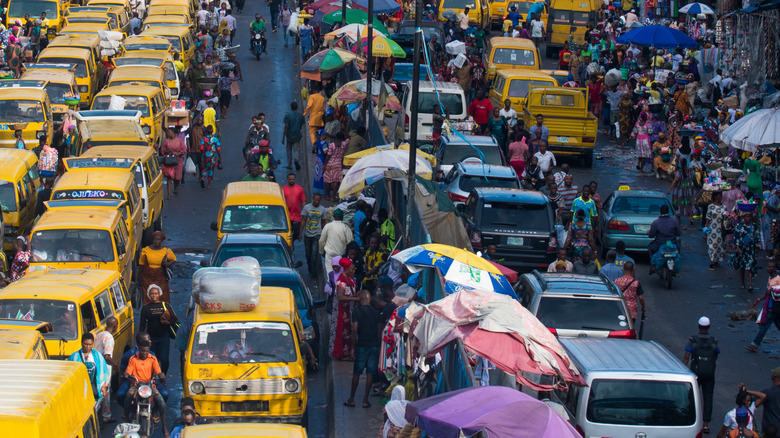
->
xmin=353 ymin=0 xmax=401 ymax=14
xmin=616 ymin=24 xmax=699 ymax=48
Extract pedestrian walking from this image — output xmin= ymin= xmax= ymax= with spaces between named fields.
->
xmin=139 ymin=231 xmax=176 ymax=304
xmin=613 ymin=262 xmax=645 ymax=326
xmin=706 ymin=191 xmax=728 ymax=269
xmin=683 ymin=316 xmax=719 ymax=434
xmin=139 ymin=284 xmax=178 ymax=375
xmin=319 ymin=209 xmax=353 ymax=273
xmin=344 ymin=289 xmax=381 ymax=408
xmin=746 ymin=261 xmax=780 ymax=353
xmin=669 ymin=157 xmax=696 ymax=225
xmin=94 ymin=317 xmax=118 ymax=424
xmin=282 ymin=173 xmax=305 ymax=248
xmin=729 ymin=212 xmax=759 ymax=290
xmin=282 ymin=101 xmax=305 ymax=170
xmin=300 ymin=194 xmax=327 ymax=276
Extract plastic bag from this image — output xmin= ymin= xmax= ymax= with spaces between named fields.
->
xmin=185 ymin=157 xmax=197 ymax=175
xmin=193 ymin=267 xmax=260 ymax=313
xmin=288 ymin=12 xmax=299 ymax=34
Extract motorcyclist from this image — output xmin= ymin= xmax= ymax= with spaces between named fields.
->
xmin=122 ymin=340 xmax=169 ymax=437
xmin=249 ymin=14 xmax=267 ymax=53
xmin=647 ymin=204 xmax=681 ymax=273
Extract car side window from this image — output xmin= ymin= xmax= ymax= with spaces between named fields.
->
xmin=80 ymin=302 xmax=97 ymax=333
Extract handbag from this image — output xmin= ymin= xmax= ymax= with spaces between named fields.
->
xmin=162 ymin=155 xmax=179 ymax=167
xmin=161 ymin=302 xmax=180 ymax=339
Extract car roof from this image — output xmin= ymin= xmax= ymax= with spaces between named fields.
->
xmin=473 ymin=188 xmax=548 ymax=204
xmin=560 ymin=338 xmax=694 ymax=376
xmin=456 ymin=163 xmax=517 ymax=178
xmin=220 ymin=233 xmax=286 ymax=244
xmin=526 ymin=272 xmax=619 ymax=296
xmin=441 ymin=134 xmax=498 ymax=146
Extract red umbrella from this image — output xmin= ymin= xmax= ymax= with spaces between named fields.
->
xmin=487 ymin=260 xmax=518 ymax=283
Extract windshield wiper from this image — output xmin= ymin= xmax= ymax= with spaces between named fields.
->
xmin=250 ymin=352 xmax=288 ymax=363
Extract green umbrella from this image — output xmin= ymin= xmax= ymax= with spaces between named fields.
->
xmin=323 ymin=9 xmax=389 ymax=35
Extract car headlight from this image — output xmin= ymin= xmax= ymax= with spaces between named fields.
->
xmin=78 ymin=86 xmax=88 ymax=93
xmin=303 ymin=325 xmax=315 ymax=341
xmin=190 ymin=381 xmax=204 ymax=394
xmin=142 ymin=125 xmax=151 ymax=135
xmin=284 ymin=379 xmax=299 ymax=393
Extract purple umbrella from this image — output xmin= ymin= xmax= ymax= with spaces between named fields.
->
xmin=405 ymin=386 xmax=579 ymax=438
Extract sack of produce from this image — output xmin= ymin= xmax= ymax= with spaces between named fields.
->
xmin=192 ymin=267 xmax=260 ymax=313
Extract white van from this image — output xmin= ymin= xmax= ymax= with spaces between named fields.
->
xmin=556 ymin=338 xmax=702 ymax=438
xmin=403 ymin=81 xmax=467 ymax=144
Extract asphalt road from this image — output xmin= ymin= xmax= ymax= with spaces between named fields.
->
xmin=98 ymin=21 xmax=780 ymax=436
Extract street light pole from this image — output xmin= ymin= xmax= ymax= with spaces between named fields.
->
xmin=405 ymin=0 xmax=422 ymax=245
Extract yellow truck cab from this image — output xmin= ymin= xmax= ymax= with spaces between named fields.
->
xmin=49 ymin=169 xmax=143 ymax=258
xmin=0 ymin=269 xmax=133 ymax=359
xmin=115 ymin=51 xmax=181 ymax=98
xmin=64 ymin=144 xmax=165 ymax=243
xmin=37 ymin=46 xmax=104 ymax=109
xmin=0 ymin=149 xmax=39 ymax=250
xmin=20 ymin=68 xmax=80 ymax=128
xmin=546 ymin=0 xmax=597 ymax=58
xmin=212 ymin=182 xmax=293 ymax=247
xmin=438 ymin=0 xmax=490 ymax=30
xmin=140 ymin=26 xmax=196 ymax=69
xmin=107 ymin=64 xmax=172 ymax=105
xmin=70 ymin=109 xmax=152 ymax=153
xmin=90 ymin=85 xmax=167 ymax=147
xmin=5 ymin=0 xmax=66 ymax=36
xmin=0 ymin=360 xmax=98 ymax=437
xmin=184 ymin=287 xmax=308 ymax=423
xmin=0 ymin=319 xmax=51 ymax=359
xmin=28 ymin=209 xmax=135 ymax=291
xmin=484 ymin=37 xmax=541 ymax=82
xmin=180 ymin=423 xmax=308 ymax=438
xmin=489 ymin=69 xmax=557 ymax=111
xmin=0 ymin=83 xmax=52 ymax=149
xmin=522 ymin=86 xmax=598 ymax=166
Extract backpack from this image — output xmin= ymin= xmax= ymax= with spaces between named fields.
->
xmin=691 ymin=335 xmax=717 ymax=379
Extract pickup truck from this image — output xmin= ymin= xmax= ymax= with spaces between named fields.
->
xmin=522 ymin=87 xmax=598 ymax=167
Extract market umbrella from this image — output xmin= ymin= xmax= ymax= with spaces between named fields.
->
xmin=353 ymin=0 xmax=401 ymax=13
xmin=343 ymin=143 xmax=437 ymax=167
xmin=391 ymin=243 xmax=516 ymax=297
xmin=679 ymin=2 xmax=716 ymax=14
xmin=720 ymin=107 xmax=780 ymax=153
xmin=405 ymin=387 xmax=579 ymax=438
xmin=616 ymin=24 xmax=699 ymax=48
xmin=323 ymin=23 xmax=386 ymax=42
xmin=338 ymin=150 xmax=432 ymax=197
xmin=358 ymin=34 xmax=406 ymax=58
xmin=323 ymin=9 xmax=389 ymax=34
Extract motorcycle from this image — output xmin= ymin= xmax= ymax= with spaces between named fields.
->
xmin=128 ymin=377 xmax=157 ymax=438
xmin=251 ymin=30 xmax=265 ymax=60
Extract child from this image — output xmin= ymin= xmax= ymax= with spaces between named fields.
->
xmin=345 ymin=289 xmax=381 ymax=408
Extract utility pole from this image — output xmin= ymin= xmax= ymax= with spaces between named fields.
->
xmin=363 ymin=0 xmax=374 ymax=146
xmin=405 ymin=0 xmax=422 ymax=245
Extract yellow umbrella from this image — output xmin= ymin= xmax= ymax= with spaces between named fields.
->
xmin=343 ymin=143 xmax=437 ymax=167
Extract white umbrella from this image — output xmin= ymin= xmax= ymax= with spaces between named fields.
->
xmin=720 ymin=107 xmax=780 ymax=153
xmin=338 ymin=150 xmax=432 ymax=198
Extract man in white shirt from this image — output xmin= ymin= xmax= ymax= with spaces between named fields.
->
xmin=499 ymin=98 xmax=517 ymax=127
xmin=458 ymin=7 xmax=470 ymax=32
xmin=530 ymin=13 xmax=545 ymax=48
xmin=534 ymin=142 xmax=556 ymax=174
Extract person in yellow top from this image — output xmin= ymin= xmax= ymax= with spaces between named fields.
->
xmin=139 ymin=231 xmax=177 ymax=304
xmin=303 ymin=82 xmax=326 ymax=146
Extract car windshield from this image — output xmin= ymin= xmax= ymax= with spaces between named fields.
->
xmin=536 ymin=297 xmax=627 ymax=331
xmin=213 ymin=243 xmax=289 ymax=268
xmin=0 ymin=298 xmax=79 ymax=340
xmin=459 ymin=175 xmax=518 ymax=193
xmin=417 ymin=92 xmax=462 ymax=115
xmin=43 ymin=82 xmax=73 ymax=104
xmin=39 ymin=57 xmax=87 ymax=78
xmin=92 ymin=95 xmax=151 ymax=117
xmin=587 ymin=379 xmax=696 ymax=426
xmin=30 ymin=228 xmax=115 ymax=263
xmin=492 ymin=48 xmax=536 ymax=66
xmin=9 ymin=0 xmax=57 ymax=17
xmin=611 ymin=196 xmax=668 ymax=216
xmin=481 ymin=201 xmax=549 ymax=229
xmin=190 ymin=322 xmax=298 ymax=364
xmin=0 ymin=180 xmax=17 ymax=212
xmin=262 ymin=276 xmax=309 ymax=310
xmin=220 ymin=205 xmax=289 ymax=233
xmin=0 ymin=99 xmax=46 ymax=123
xmin=508 ymin=79 xmax=554 ymax=98
xmin=441 ymin=145 xmax=501 ymax=166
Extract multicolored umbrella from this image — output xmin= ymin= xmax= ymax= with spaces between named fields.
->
xmin=338 ymin=149 xmax=432 ymax=198
xmin=323 ymin=9 xmax=389 ymax=34
xmin=391 ymin=244 xmax=516 ymax=297
xmin=357 ymin=34 xmax=406 ymax=58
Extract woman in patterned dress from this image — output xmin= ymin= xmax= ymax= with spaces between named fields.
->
xmin=632 ymin=112 xmax=653 ymax=173
xmin=330 ymin=258 xmax=359 ymax=359
xmin=705 ymin=191 xmax=727 ymax=269
xmin=669 ymin=158 xmax=696 ymax=225
xmin=729 ymin=212 xmax=759 ymax=290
